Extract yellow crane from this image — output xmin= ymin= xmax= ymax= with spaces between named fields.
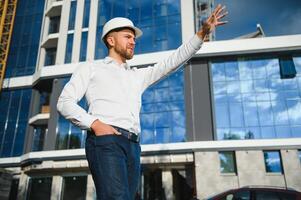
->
xmin=0 ymin=0 xmax=18 ymax=93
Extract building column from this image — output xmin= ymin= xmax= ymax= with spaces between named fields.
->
xmin=85 ymin=174 xmax=96 ymax=200
xmin=162 ymin=170 xmax=175 ymax=200
xmin=17 ymin=172 xmax=28 ymax=200
xmin=51 ymin=176 xmax=63 ymax=200
xmin=184 ymin=60 xmax=214 ymax=141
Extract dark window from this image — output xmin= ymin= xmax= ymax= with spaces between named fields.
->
xmin=256 ymin=191 xmax=281 ymax=200
xmin=26 ymin=177 xmax=52 ymax=200
xmin=32 ymin=127 xmax=47 ymax=152
xmin=233 ymin=190 xmax=251 ymax=200
xmin=8 ymin=179 xmax=19 ymax=200
xmin=61 ymin=176 xmax=87 ymax=200
xmin=48 ymin=16 xmax=60 ymax=34
xmin=263 ymin=151 xmax=283 ymax=173
xmin=82 ymin=0 xmax=90 ymax=28
xmin=45 ymin=48 xmax=57 ymax=66
xmin=65 ymin=34 xmax=74 ymax=64
xmin=79 ymin=31 xmax=88 ymax=62
xmin=68 ymin=1 xmax=77 ymax=30
xmin=219 ymin=151 xmax=237 ymax=173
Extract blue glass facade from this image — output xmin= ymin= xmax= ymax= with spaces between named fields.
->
xmin=68 ymin=1 xmax=77 ymax=30
xmin=211 ymin=56 xmax=301 ymax=140
xmin=94 ymin=0 xmax=182 ymax=59
xmin=140 ymin=68 xmax=186 ymax=144
xmin=5 ymin=0 xmax=45 ymax=78
xmin=79 ymin=31 xmax=88 ymax=62
xmin=82 ymin=0 xmax=91 ymax=28
xmin=56 ymin=78 xmax=87 ymax=150
xmin=65 ymin=34 xmax=74 ymax=64
xmin=0 ymin=89 xmax=31 ymax=157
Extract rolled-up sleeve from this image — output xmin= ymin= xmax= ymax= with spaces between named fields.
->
xmin=57 ymin=63 xmax=97 ymax=130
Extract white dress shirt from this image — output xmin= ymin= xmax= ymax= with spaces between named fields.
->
xmin=57 ymin=35 xmax=203 ymax=134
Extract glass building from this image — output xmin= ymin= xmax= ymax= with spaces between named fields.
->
xmin=0 ymin=0 xmax=300 ymax=199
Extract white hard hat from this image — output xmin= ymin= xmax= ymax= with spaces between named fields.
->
xmin=101 ymin=17 xmax=143 ymax=41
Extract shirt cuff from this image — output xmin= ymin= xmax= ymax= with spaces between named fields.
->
xmin=81 ymin=114 xmax=98 ymax=130
xmin=190 ymin=34 xmax=204 ymax=50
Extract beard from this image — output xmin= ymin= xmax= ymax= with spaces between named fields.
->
xmin=115 ymin=44 xmax=134 ymax=60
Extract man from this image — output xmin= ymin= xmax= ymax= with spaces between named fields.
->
xmin=57 ymin=4 xmax=227 ymax=200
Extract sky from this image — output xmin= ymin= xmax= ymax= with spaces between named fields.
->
xmin=214 ymin=0 xmax=301 ymax=40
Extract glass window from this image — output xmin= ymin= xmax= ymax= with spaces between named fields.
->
xmin=48 ymin=16 xmax=60 ymax=34
xmin=56 ymin=78 xmax=87 ymax=150
xmin=94 ymin=0 xmax=182 ymax=59
xmin=6 ymin=0 xmax=45 ymax=78
xmin=212 ymin=56 xmax=301 ymax=140
xmin=298 ymin=150 xmax=301 ymax=164
xmin=65 ymin=34 xmax=74 ymax=64
xmin=219 ymin=151 xmax=237 ymax=173
xmin=79 ymin=31 xmax=88 ymax=62
xmin=61 ymin=176 xmax=87 ymax=200
xmin=140 ymin=68 xmax=186 ymax=144
xmin=255 ymin=191 xmax=280 ymax=200
xmin=45 ymin=48 xmax=57 ymax=66
xmin=263 ymin=151 xmax=283 ymax=173
xmin=0 ymin=89 xmax=31 ymax=158
xmin=32 ymin=127 xmax=47 ymax=152
xmin=68 ymin=1 xmax=77 ymax=30
xmin=26 ymin=177 xmax=52 ymax=200
xmin=8 ymin=179 xmax=19 ymax=200
xmin=82 ymin=0 xmax=90 ymax=28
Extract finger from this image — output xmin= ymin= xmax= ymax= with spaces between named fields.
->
xmin=216 ymin=5 xmax=226 ymax=16
xmin=112 ymin=128 xmax=121 ymax=135
xmin=216 ymin=11 xmax=228 ymax=20
xmin=216 ymin=21 xmax=228 ymax=26
xmin=213 ymin=4 xmax=222 ymax=15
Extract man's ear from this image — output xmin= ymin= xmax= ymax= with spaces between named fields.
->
xmin=106 ymin=35 xmax=115 ymax=48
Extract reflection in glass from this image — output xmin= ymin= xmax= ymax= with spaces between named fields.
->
xmin=263 ymin=151 xmax=283 ymax=173
xmin=56 ymin=78 xmax=87 ymax=150
xmin=94 ymin=0 xmax=181 ymax=59
xmin=6 ymin=0 xmax=45 ymax=77
xmin=219 ymin=151 xmax=236 ymax=173
xmin=212 ymin=57 xmax=301 ymax=140
xmin=0 ymin=89 xmax=31 ymax=158
xmin=141 ymin=68 xmax=186 ymax=144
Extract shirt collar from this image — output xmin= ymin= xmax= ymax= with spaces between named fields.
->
xmin=103 ymin=57 xmax=130 ymax=70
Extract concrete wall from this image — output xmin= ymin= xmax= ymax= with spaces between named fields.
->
xmin=194 ymin=149 xmax=301 ymax=199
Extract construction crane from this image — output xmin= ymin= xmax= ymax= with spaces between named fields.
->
xmin=0 ymin=0 xmax=18 ymax=93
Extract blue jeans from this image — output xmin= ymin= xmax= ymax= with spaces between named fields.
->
xmin=85 ymin=133 xmax=141 ymax=200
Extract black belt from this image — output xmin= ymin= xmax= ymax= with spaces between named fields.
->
xmin=111 ymin=125 xmax=139 ymax=143
xmin=88 ymin=125 xmax=139 ymax=143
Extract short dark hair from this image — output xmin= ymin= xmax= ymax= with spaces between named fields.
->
xmin=103 ymin=27 xmax=136 ymax=49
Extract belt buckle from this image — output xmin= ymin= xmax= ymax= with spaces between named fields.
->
xmin=127 ymin=132 xmax=131 ymax=140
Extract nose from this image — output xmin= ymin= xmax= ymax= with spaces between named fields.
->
xmin=130 ymin=37 xmax=136 ymax=45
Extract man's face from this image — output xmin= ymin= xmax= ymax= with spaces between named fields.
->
xmin=108 ymin=29 xmax=136 ymax=60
